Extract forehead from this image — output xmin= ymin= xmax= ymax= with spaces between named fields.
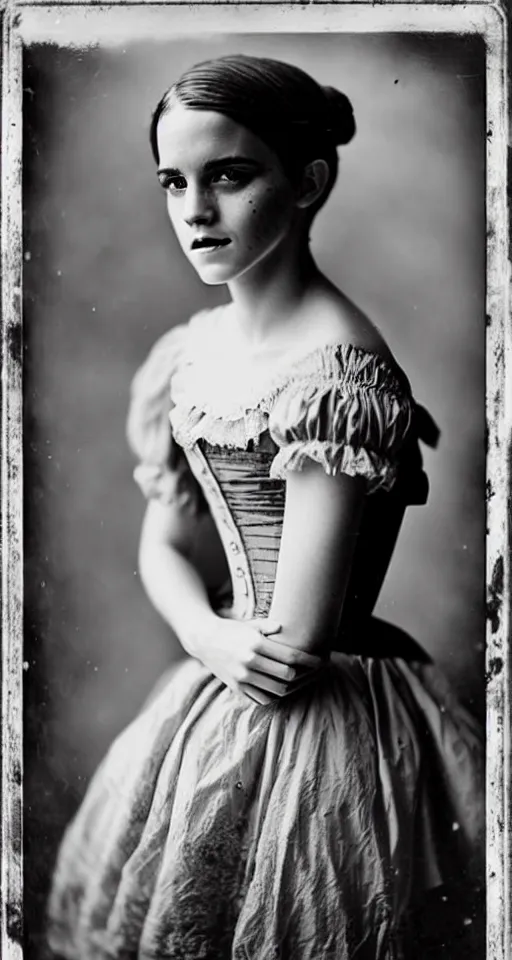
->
xmin=156 ymin=105 xmax=273 ymax=169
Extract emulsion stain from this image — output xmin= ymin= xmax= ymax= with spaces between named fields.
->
xmin=7 ymin=322 xmax=22 ymax=366
xmin=486 ymin=656 xmax=503 ymax=684
xmin=6 ymin=902 xmax=23 ymax=947
xmin=487 ymin=555 xmax=504 ymax=633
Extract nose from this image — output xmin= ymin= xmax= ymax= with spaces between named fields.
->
xmin=183 ymin=183 xmax=216 ymax=227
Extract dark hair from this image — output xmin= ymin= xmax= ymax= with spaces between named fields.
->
xmin=150 ymin=54 xmax=356 ymax=210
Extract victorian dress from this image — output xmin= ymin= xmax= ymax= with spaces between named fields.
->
xmin=47 ymin=310 xmax=484 ymax=959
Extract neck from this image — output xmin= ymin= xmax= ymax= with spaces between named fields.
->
xmin=226 ymin=234 xmax=321 ymax=348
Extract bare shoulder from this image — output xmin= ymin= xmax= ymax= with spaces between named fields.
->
xmin=299 ymin=283 xmax=395 ymax=365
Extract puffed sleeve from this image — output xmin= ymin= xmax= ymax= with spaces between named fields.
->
xmin=268 ymin=348 xmax=414 ymax=494
xmin=126 ymin=325 xmax=205 ymax=513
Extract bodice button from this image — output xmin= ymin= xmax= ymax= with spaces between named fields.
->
xmin=235 ymin=567 xmax=249 ymax=596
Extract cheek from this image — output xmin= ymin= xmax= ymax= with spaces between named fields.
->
xmin=166 ymin=202 xmax=187 ymax=243
xmin=242 ymin=186 xmax=294 ymax=245
xmin=166 ymin=195 xmax=181 ymax=222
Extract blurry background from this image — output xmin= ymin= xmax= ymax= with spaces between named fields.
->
xmin=22 ymin=33 xmax=485 ymax=957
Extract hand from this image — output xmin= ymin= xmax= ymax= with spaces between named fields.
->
xmin=239 ymin=619 xmax=327 ymax=705
xmin=196 ymin=616 xmax=324 ymax=705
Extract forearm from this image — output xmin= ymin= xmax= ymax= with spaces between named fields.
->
xmin=269 ymin=585 xmax=342 ymax=658
xmin=269 ymin=539 xmax=359 ymax=657
xmin=139 ymin=539 xmax=217 ymax=659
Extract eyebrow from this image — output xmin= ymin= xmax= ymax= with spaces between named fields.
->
xmin=157 ymin=156 xmax=262 ymax=177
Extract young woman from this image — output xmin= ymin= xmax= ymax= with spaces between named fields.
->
xmin=47 ymin=55 xmax=484 ymax=959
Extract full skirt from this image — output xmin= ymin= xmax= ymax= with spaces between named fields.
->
xmin=47 ymin=653 xmax=484 ymax=960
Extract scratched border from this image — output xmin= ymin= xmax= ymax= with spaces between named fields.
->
xmin=1 ymin=2 xmax=509 ymax=958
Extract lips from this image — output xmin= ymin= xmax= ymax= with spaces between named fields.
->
xmin=191 ymin=236 xmax=231 ymax=250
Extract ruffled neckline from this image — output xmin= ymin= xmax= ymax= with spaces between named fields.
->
xmin=167 ymin=313 xmax=413 ymax=451
xmin=170 ymin=313 xmax=411 ymax=419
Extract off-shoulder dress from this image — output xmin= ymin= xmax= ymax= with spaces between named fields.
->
xmin=48 ymin=310 xmax=484 ymax=960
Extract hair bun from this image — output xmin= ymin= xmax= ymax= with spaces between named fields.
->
xmin=322 ymin=86 xmax=356 ymax=146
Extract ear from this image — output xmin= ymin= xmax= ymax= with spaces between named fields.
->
xmin=295 ymin=159 xmax=330 ymax=210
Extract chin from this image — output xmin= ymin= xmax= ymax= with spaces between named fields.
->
xmin=192 ymin=264 xmax=241 ymax=286
xmin=197 ymin=272 xmax=232 ymax=287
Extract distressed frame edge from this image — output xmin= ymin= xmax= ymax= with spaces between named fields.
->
xmin=484 ymin=4 xmax=511 ymax=959
xmin=0 ymin=3 xmax=509 ymax=959
xmin=1 ymin=6 xmax=24 ymax=960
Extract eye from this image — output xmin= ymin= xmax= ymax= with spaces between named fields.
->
xmin=158 ymin=173 xmax=187 ymax=193
xmin=211 ymin=167 xmax=250 ymax=186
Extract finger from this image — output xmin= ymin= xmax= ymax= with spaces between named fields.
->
xmin=242 ymin=669 xmax=324 ymax=706
xmin=244 ymin=671 xmax=290 ymax=697
xmin=240 ymin=683 xmax=274 ymax=705
xmin=257 ymin=638 xmax=323 ymax=669
xmin=249 ymin=654 xmax=298 ymax=683
xmin=286 ymin=666 xmax=327 ymax=693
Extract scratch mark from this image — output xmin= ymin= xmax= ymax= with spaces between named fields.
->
xmin=487 ymin=556 xmax=504 ymax=634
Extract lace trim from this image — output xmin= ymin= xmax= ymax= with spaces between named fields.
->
xmin=169 ymin=405 xmax=269 ymax=451
xmin=170 ymin=375 xmax=410 ymax=465
xmin=129 ymin=316 xmax=416 ymax=497
xmin=170 ymin=382 xmax=410 ymax=454
xmin=269 ymin=441 xmax=398 ymax=492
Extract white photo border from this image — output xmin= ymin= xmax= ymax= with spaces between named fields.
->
xmin=1 ymin=2 xmax=509 ymax=958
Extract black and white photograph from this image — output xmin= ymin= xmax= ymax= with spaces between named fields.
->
xmin=1 ymin=3 xmax=509 ymax=959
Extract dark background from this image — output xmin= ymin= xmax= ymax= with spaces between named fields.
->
xmin=22 ymin=34 xmax=486 ymax=957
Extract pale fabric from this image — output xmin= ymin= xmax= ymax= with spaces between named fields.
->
xmin=127 ymin=311 xmax=416 ymax=501
xmin=48 ymin=658 xmax=482 ymax=960
xmin=48 ymin=312 xmax=484 ymax=959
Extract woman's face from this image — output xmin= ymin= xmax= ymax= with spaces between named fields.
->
xmin=155 ymin=104 xmax=299 ymax=285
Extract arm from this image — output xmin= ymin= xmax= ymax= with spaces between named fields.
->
xmin=138 ymin=498 xmax=323 ymax=702
xmin=138 ymin=497 xmax=219 ymax=657
xmin=269 ymin=461 xmax=366 ymax=657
